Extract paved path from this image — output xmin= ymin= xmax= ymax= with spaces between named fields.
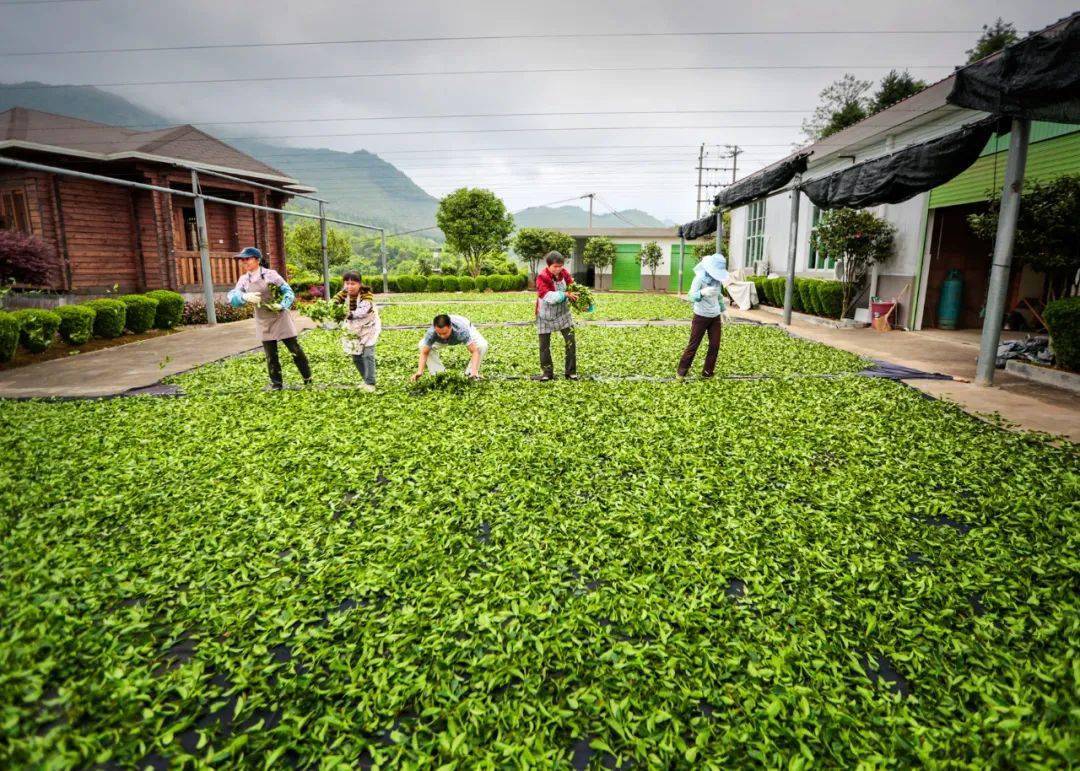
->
xmin=734 ymin=307 xmax=1079 ymax=442
xmin=0 ymin=315 xmax=314 ymax=399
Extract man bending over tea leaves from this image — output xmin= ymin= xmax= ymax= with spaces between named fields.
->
xmin=411 ymin=313 xmax=488 ymax=381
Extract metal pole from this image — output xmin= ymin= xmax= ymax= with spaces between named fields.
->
xmin=695 ymin=143 xmax=705 ymax=218
xmin=318 ymin=200 xmax=330 ymax=299
xmin=587 ymin=193 xmax=594 ymax=230
xmin=975 ymin=118 xmax=1030 ymax=386
xmin=379 ymin=229 xmax=388 ymax=294
xmin=715 ymin=209 xmax=722 ymax=255
xmin=677 ymin=235 xmax=685 ymax=298
xmin=782 ymin=176 xmax=803 ymax=325
xmin=190 ymin=170 xmax=217 ymax=325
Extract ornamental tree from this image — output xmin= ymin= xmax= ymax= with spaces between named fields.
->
xmin=511 ymin=227 xmax=575 ymax=278
xmin=639 ymin=241 xmax=663 ymax=290
xmin=967 ymin=174 xmax=1080 ymax=300
xmin=582 ymin=236 xmax=617 ymax=286
xmin=810 ymin=208 xmax=895 ymax=317
xmin=436 ymin=188 xmax=515 ymax=278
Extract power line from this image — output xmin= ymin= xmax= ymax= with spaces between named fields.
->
xmin=16 ymin=108 xmax=829 ymax=131
xmin=0 ymin=0 xmax=100 ymax=4
xmin=0 ymin=29 xmax=980 ymax=56
xmin=594 ymin=194 xmax=640 ymax=227
xmin=1 ymin=63 xmax=954 ymax=90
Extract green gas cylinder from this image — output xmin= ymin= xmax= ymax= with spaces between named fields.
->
xmin=937 ymin=269 xmax=963 ymax=329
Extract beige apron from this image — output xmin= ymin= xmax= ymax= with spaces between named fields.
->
xmin=246 ymin=270 xmax=298 ymax=342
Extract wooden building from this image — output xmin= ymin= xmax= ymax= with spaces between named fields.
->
xmin=0 ymin=107 xmax=314 ymax=295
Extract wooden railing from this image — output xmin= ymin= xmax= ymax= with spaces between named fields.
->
xmin=176 ymin=250 xmax=243 ymax=288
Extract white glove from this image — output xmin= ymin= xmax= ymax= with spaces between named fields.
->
xmin=242 ymin=292 xmax=261 ymax=304
xmin=700 ymin=286 xmax=719 ymax=298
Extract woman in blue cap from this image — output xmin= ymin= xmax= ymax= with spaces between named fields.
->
xmin=227 ymin=247 xmax=312 ymax=390
xmin=677 ymin=252 xmax=729 ymax=379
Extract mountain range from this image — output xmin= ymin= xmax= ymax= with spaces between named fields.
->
xmin=0 ymin=83 xmax=670 ymax=236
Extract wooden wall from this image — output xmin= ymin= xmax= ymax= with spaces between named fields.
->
xmin=2 ymin=160 xmax=294 ymax=292
xmin=0 ymin=169 xmax=67 ymax=289
xmin=56 ymin=176 xmax=142 ymax=291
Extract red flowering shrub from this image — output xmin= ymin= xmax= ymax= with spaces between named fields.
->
xmin=0 ymin=230 xmax=57 ymax=286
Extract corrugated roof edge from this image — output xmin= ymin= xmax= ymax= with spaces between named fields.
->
xmin=717 ymin=11 xmax=1080 ymax=201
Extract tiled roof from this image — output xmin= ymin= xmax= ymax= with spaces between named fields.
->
xmin=0 ymin=107 xmax=302 ymax=187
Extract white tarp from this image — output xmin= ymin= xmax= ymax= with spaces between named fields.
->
xmin=724 ymin=280 xmax=758 ymax=311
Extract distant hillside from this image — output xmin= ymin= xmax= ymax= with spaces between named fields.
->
xmin=0 ymin=83 xmax=440 ymax=236
xmin=231 ymin=139 xmax=440 ymax=236
xmin=0 ymin=83 xmax=171 ymax=128
xmin=514 ymin=205 xmax=669 ymax=230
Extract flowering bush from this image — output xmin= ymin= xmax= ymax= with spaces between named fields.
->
xmin=182 ymin=299 xmax=255 ymax=325
xmin=810 ymin=208 xmax=894 ymax=317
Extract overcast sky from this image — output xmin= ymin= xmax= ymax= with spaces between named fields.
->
xmin=1 ymin=0 xmax=1075 ymax=222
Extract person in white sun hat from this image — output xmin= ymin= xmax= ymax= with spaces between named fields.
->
xmin=677 ymin=252 xmax=729 ymax=379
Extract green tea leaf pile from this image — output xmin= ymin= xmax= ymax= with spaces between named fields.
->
xmin=0 ymin=293 xmax=1075 ymax=768
xmin=406 ymin=371 xmax=474 ymax=396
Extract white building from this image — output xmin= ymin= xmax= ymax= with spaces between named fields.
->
xmin=550 ymin=227 xmax=688 ymax=292
xmin=725 ymin=75 xmax=1080 ymax=330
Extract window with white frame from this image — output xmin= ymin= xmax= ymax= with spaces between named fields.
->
xmin=744 ymin=199 xmax=766 ymax=263
xmin=807 ymin=205 xmax=836 ymax=270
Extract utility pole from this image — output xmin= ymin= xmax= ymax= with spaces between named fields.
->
xmin=581 ymin=193 xmax=594 ymax=229
xmin=727 ymin=145 xmax=743 ymax=184
xmin=695 ymin=143 xmax=705 ymax=218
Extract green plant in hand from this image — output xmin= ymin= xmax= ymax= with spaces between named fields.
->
xmin=300 ymin=298 xmax=348 ymax=324
xmin=569 ymin=284 xmax=595 ymax=314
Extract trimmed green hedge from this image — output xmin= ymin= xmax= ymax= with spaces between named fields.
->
xmin=55 ymin=305 xmax=96 ymax=345
xmin=0 ymin=312 xmax=18 ymax=362
xmin=766 ymin=277 xmax=785 ymax=306
xmin=797 ymin=278 xmax=820 ymax=315
xmin=84 ymin=299 xmax=126 ymax=339
xmin=380 ymin=274 xmax=521 ymax=293
xmin=1045 ymin=296 xmax=1080 ymax=372
xmin=145 ymin=290 xmax=184 ymax=329
xmin=120 ymin=294 xmax=159 ymax=334
xmin=13 ymin=308 xmax=61 ymax=353
xmin=814 ymin=281 xmax=845 ymax=319
xmin=750 ymin=276 xmax=767 ymax=306
xmin=788 ymin=278 xmax=803 ymax=312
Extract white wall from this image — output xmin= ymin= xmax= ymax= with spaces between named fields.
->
xmin=728 ymin=207 xmax=748 ymax=269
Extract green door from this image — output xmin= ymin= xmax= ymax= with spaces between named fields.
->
xmin=669 ymin=244 xmax=697 ymax=293
xmin=611 ymin=243 xmax=642 ymax=291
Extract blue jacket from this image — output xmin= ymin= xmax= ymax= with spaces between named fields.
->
xmin=688 ymin=253 xmax=729 ymax=318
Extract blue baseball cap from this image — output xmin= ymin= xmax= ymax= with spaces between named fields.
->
xmin=234 ymin=246 xmax=263 ymax=260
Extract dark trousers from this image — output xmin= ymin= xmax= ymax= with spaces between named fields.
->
xmin=263 ymin=336 xmax=311 ymax=386
xmin=539 ymin=327 xmax=577 ymax=377
xmin=677 ymin=314 xmax=722 ymax=377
